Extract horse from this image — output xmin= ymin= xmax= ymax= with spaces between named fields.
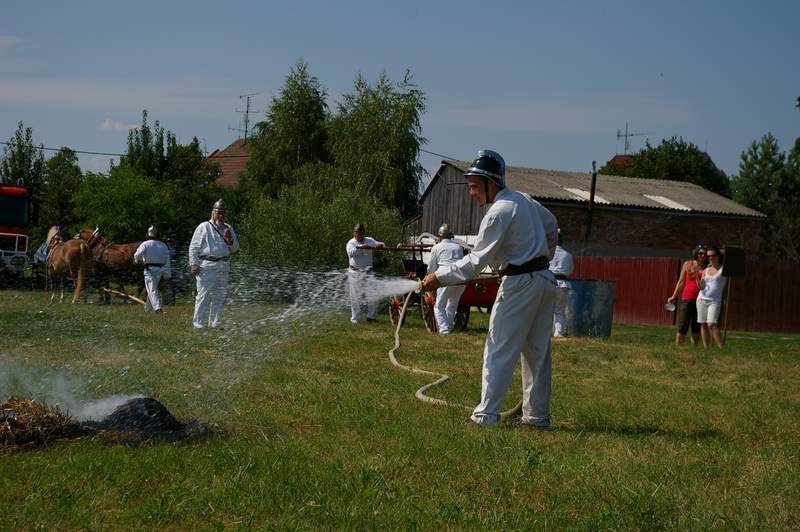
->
xmin=74 ymin=228 xmax=144 ymax=301
xmin=45 ymin=226 xmax=92 ymax=303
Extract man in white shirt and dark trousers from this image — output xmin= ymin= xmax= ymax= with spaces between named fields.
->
xmin=427 ymin=223 xmax=465 ymax=334
xmin=189 ymin=198 xmax=240 ymax=329
xmin=422 ymin=149 xmax=558 ymax=428
xmin=549 ymin=230 xmax=574 ymax=337
xmin=133 ymin=225 xmax=172 ymax=314
xmin=346 ymin=223 xmax=384 ymax=323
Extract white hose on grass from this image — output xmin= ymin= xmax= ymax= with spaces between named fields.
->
xmin=388 ymin=286 xmax=522 ymax=420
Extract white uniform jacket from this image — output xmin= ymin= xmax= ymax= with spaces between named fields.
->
xmin=427 ymin=239 xmax=464 ymax=274
xmin=438 ymin=188 xmax=557 ymax=285
xmin=346 ymin=237 xmax=383 ymax=271
xmin=189 ymin=220 xmax=240 ymax=270
xmin=133 ymin=239 xmax=172 ymax=279
xmin=549 ymin=246 xmax=574 ymax=277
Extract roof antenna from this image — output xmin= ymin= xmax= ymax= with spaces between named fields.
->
xmin=616 ymin=122 xmax=655 ymax=154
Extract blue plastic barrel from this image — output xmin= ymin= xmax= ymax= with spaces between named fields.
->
xmin=564 ymin=279 xmax=615 ymax=337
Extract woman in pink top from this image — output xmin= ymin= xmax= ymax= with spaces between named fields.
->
xmin=667 ymin=245 xmax=706 ymax=346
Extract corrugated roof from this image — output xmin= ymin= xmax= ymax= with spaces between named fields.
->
xmin=440 ymin=160 xmax=765 ymax=218
xmin=207 ymin=139 xmax=251 ymax=188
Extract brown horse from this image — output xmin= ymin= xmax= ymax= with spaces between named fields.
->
xmin=45 ymin=226 xmax=92 ymax=303
xmin=75 ymin=228 xmax=143 ymax=300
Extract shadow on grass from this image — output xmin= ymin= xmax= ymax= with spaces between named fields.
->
xmin=559 ymin=422 xmax=723 ymax=441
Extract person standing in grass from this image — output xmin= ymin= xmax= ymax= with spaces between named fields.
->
xmin=422 ymin=149 xmax=558 ymax=428
xmin=696 ymin=245 xmax=727 ymax=348
xmin=667 ymin=245 xmax=706 ymax=346
xmin=549 ymin=229 xmax=573 ymax=338
xmin=346 ymin=223 xmax=384 ymax=324
xmin=189 ymin=198 xmax=239 ymax=329
xmin=427 ymin=223 xmax=465 ymax=335
xmin=133 ymin=225 xmax=171 ymax=314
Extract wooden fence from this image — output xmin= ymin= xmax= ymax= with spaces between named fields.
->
xmin=572 ymin=256 xmax=800 ymax=333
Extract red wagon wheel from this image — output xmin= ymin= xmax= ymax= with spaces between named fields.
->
xmin=420 ymin=291 xmax=439 ymax=333
xmin=388 ymin=295 xmax=407 ymax=326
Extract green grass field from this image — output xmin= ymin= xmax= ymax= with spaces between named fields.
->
xmin=1 ymin=290 xmax=799 ymax=529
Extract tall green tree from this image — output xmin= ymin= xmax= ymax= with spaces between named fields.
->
xmin=36 ymin=147 xmax=83 ymax=242
xmin=328 ymin=70 xmax=426 ymax=217
xmin=0 ymin=122 xmax=46 ymax=228
xmin=599 ymin=137 xmax=731 ymax=197
xmin=241 ymin=60 xmax=330 ymax=198
xmin=732 ymin=134 xmax=800 ymax=260
xmin=730 ymin=133 xmax=785 ymax=214
xmin=75 ymin=111 xmax=222 ymax=243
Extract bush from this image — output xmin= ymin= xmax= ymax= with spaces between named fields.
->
xmin=241 ymin=178 xmax=403 ymax=271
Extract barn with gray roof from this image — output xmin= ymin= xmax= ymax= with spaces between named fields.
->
xmin=417 ymin=160 xmax=765 ymax=257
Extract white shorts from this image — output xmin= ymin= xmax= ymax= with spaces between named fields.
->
xmin=696 ymin=298 xmax=722 ymax=324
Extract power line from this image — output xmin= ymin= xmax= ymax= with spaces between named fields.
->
xmin=2 ymin=141 xmax=461 ymax=162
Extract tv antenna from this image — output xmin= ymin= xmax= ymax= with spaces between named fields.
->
xmin=616 ymin=122 xmax=654 ymax=154
xmin=232 ymin=93 xmax=261 ymax=143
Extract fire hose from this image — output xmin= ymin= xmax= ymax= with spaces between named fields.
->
xmin=388 ymin=281 xmax=522 ymax=421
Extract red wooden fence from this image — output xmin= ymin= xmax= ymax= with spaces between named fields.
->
xmin=572 ymin=256 xmax=800 ymax=333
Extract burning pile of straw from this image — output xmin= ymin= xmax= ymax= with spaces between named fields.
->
xmin=1 ymin=396 xmax=220 ymax=451
xmin=1 ymin=397 xmax=84 ymax=450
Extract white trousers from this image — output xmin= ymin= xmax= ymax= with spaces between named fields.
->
xmin=434 ymin=285 xmax=466 ymax=334
xmin=471 ymin=271 xmax=557 ymax=426
xmin=348 ymin=270 xmax=376 ymax=323
xmin=143 ymin=267 xmax=164 ymax=312
xmin=552 ymin=280 xmax=570 ymax=337
xmin=193 ymin=266 xmax=229 ymax=329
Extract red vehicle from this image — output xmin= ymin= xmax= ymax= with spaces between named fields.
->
xmin=386 ymin=240 xmax=500 ymax=333
xmin=0 ymin=182 xmax=30 ymax=276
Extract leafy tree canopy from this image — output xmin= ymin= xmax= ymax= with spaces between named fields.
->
xmin=241 ymin=60 xmax=330 ymax=198
xmin=599 ymin=137 xmax=731 ymax=197
xmin=731 ymin=133 xmax=800 ymax=260
xmin=328 ymin=70 xmax=426 ymax=217
xmin=35 ymin=147 xmax=83 ymax=244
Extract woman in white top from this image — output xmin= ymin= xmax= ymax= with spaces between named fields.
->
xmin=696 ymin=246 xmax=727 ymax=348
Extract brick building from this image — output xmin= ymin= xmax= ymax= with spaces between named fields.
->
xmin=417 ymin=160 xmax=765 ymax=258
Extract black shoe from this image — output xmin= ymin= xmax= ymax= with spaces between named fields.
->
xmin=366 ymin=318 xmax=377 ymax=322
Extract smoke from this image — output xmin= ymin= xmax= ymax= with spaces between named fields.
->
xmin=2 ymin=264 xmax=419 ymax=419
xmin=0 ymin=360 xmax=142 ymax=421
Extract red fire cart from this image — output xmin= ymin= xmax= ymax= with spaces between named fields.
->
xmin=383 ymin=242 xmax=500 ymax=333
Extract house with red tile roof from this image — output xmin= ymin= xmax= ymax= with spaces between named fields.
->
xmin=206 ymin=139 xmax=251 ymax=188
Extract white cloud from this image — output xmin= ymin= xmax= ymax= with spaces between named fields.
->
xmin=0 ymin=77 xmax=237 ymax=120
xmin=99 ymin=118 xmax=138 ymax=131
xmin=425 ymin=93 xmax=690 ymax=134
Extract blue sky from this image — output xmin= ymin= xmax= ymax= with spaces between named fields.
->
xmin=2 ymin=1 xmax=798 ymax=185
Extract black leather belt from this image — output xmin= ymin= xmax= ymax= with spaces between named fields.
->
xmin=500 ymin=256 xmax=550 ymax=277
xmin=144 ymin=263 xmax=165 ymax=268
xmin=349 ymin=266 xmax=372 ymax=272
xmin=200 ymin=255 xmax=229 ymax=262
xmin=554 ymin=274 xmax=568 ymax=281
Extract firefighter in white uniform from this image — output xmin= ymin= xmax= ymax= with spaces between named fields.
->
xmin=549 ymin=230 xmax=574 ymax=337
xmin=346 ymin=223 xmax=384 ymax=323
xmin=189 ymin=199 xmax=239 ymax=329
xmin=427 ymin=223 xmax=465 ymax=334
xmin=133 ymin=225 xmax=172 ymax=313
xmin=422 ymin=149 xmax=558 ymax=427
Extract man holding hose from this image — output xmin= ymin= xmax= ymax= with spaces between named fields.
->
xmin=422 ymin=149 xmax=558 ymax=428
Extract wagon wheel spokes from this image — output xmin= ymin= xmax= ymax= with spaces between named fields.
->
xmin=454 ymin=304 xmax=471 ymax=331
xmin=420 ymin=291 xmax=438 ymax=333
xmin=388 ymin=295 xmax=406 ymax=326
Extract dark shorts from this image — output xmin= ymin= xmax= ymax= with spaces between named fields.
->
xmin=677 ymin=298 xmax=700 ymax=335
